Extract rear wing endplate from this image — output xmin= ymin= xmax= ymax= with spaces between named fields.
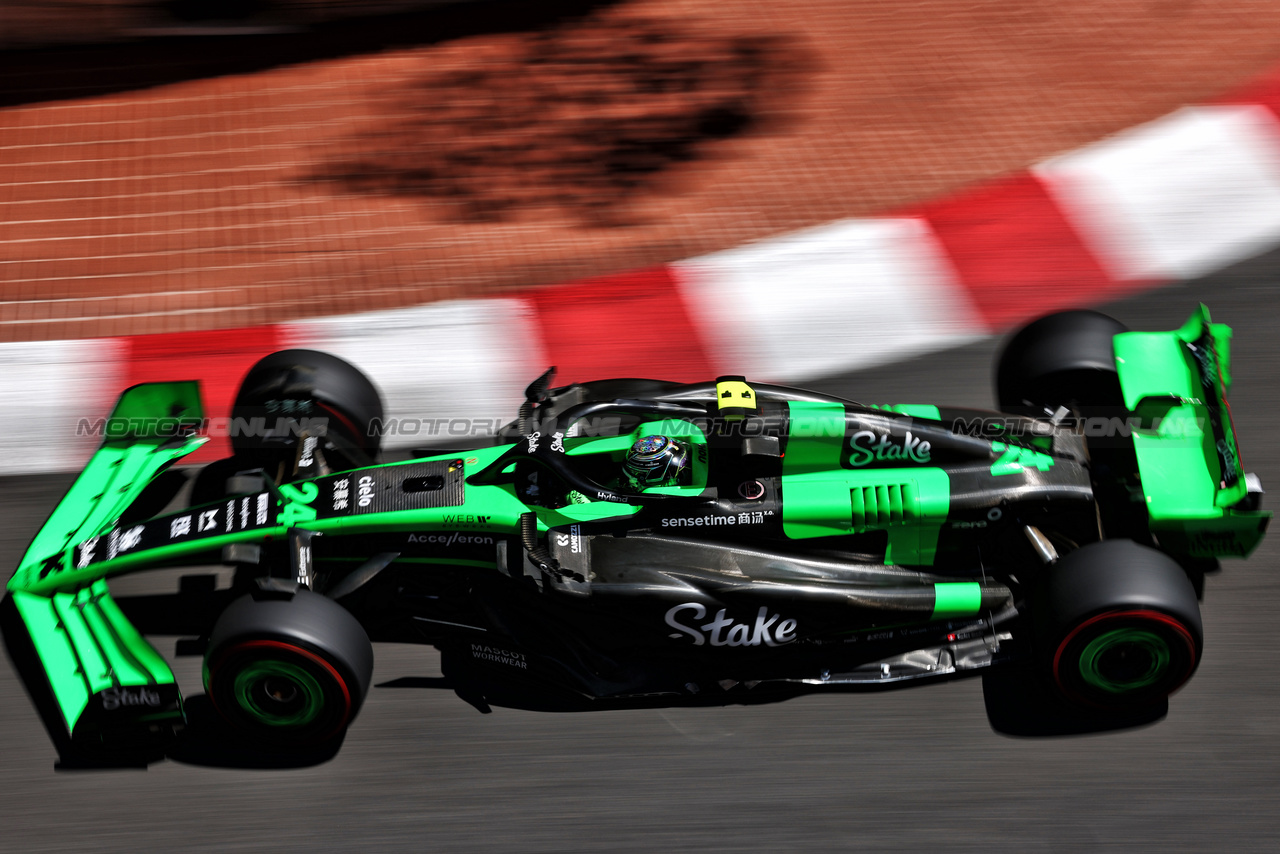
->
xmin=1114 ymin=305 xmax=1269 ymax=558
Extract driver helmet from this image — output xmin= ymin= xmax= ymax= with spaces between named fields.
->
xmin=624 ymin=435 xmax=690 ymax=488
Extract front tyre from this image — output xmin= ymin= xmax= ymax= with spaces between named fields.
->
xmin=204 ymin=589 xmax=374 ymax=743
xmin=231 ymin=348 xmax=384 ymax=473
xmin=1042 ymin=540 xmax=1202 ymax=710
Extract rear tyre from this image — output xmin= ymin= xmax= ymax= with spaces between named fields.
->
xmin=230 ymin=349 xmax=384 ymax=474
xmin=1042 ymin=540 xmax=1202 ymax=710
xmin=995 ymin=310 xmax=1129 ymax=416
xmin=204 ymin=588 xmax=374 ymax=743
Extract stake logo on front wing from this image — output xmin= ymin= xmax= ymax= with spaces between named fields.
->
xmin=100 ymin=686 xmax=162 ymax=710
xmin=665 ymin=603 xmax=798 ymax=647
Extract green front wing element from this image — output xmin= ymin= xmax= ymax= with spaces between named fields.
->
xmin=9 ymin=381 xmax=206 ymax=594
xmin=7 ymin=381 xmax=204 ymax=741
xmin=10 ymin=582 xmax=182 ymax=739
xmin=6 ymin=380 xmax=545 ymax=741
xmin=1114 ymin=305 xmax=1270 ymax=558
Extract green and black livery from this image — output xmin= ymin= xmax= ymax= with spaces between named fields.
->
xmin=4 ymin=306 xmax=1268 ymax=759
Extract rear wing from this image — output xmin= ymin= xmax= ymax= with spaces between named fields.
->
xmin=5 ymin=382 xmax=204 ymax=749
xmin=1113 ymin=306 xmax=1269 ymax=558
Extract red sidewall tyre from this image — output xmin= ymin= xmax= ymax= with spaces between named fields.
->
xmin=204 ymin=589 xmax=374 ymax=743
xmin=1041 ymin=540 xmax=1203 ymax=711
xmin=1051 ymin=608 xmax=1198 ymax=710
xmin=205 ymin=639 xmax=355 ymax=743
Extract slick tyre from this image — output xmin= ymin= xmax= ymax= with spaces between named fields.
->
xmin=995 ymin=310 xmax=1128 ymax=417
xmin=230 ymin=349 xmax=384 ymax=473
xmin=204 ymin=589 xmax=374 ymax=743
xmin=1042 ymin=540 xmax=1202 ymax=710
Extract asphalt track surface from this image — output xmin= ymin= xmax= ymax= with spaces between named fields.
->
xmin=3 ymin=257 xmax=1280 ymax=852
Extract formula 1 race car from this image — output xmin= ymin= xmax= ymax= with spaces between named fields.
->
xmin=3 ymin=305 xmax=1270 ymax=760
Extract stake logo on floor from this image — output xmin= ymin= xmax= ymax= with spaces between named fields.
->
xmin=665 ymin=603 xmax=798 ymax=647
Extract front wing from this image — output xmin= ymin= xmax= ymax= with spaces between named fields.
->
xmin=5 ymin=382 xmax=203 ymax=749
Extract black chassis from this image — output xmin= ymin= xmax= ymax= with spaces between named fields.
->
xmin=320 ymin=378 xmax=1100 ymax=706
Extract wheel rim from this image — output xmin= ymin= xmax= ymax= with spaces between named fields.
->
xmin=232 ymin=659 xmax=326 ymax=728
xmin=1053 ymin=609 xmax=1197 ymax=708
xmin=1078 ymin=627 xmax=1171 ymax=694
xmin=207 ymin=639 xmax=354 ymax=740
